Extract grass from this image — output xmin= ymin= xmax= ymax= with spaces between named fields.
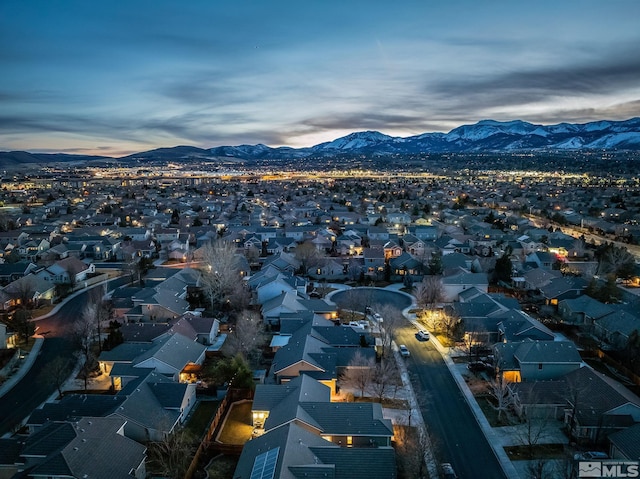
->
xmin=185 ymin=400 xmax=220 ymax=439
xmin=206 ymin=454 xmax=239 ymax=479
xmin=476 ymin=395 xmax=516 ymax=427
xmin=504 ymin=443 xmax=566 ymax=460
xmin=217 ymin=400 xmax=253 ymax=444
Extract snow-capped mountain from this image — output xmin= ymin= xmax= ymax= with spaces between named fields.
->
xmin=204 ymin=117 xmax=640 ymax=160
xmin=3 ymin=117 xmax=640 ymax=167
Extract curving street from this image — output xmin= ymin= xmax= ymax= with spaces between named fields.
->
xmin=0 ymin=278 xmax=129 ymax=436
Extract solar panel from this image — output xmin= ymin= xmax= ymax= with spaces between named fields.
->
xmin=250 ymin=446 xmax=280 ymax=479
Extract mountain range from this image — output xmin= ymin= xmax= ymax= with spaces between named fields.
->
xmin=2 ymin=117 xmax=640 ymax=166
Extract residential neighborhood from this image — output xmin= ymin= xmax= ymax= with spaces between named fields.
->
xmin=0 ymin=162 xmax=639 ymax=479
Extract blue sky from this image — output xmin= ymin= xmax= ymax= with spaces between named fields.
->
xmin=1 ymin=1 xmax=639 ymax=156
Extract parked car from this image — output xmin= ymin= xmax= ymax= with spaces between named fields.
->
xmin=415 ymin=330 xmax=430 ymax=341
xmin=441 ymin=463 xmax=458 ymax=479
xmin=399 ymin=344 xmax=410 ymax=357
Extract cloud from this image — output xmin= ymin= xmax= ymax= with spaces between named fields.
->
xmin=426 ymin=49 xmax=640 ymax=116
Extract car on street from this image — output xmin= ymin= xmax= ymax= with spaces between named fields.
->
xmin=441 ymin=463 xmax=458 ymax=479
xmin=399 ymin=344 xmax=410 ymax=357
xmin=415 ymin=330 xmax=430 ymax=341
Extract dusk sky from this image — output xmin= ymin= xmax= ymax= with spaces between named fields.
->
xmin=1 ymin=1 xmax=639 ymax=156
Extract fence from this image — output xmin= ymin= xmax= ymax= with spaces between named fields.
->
xmin=184 ymin=388 xmax=253 ymax=479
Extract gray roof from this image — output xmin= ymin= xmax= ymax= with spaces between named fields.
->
xmin=98 ymin=341 xmax=155 ymax=363
xmin=133 ymin=332 xmax=206 ymax=372
xmin=307 ymin=446 xmax=397 ymax=479
xmin=27 ymin=394 xmax=126 ymax=427
xmin=609 ymin=423 xmax=640 ymax=460
xmin=513 ymin=340 xmax=582 ymax=364
xmin=253 ymin=375 xmax=331 ymax=412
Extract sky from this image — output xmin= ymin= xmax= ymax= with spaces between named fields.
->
xmin=1 ymin=1 xmax=640 ymax=156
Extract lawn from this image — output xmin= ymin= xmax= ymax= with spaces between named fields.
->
xmin=206 ymin=454 xmax=239 ymax=479
xmin=185 ymin=400 xmax=220 ymax=439
xmin=504 ymin=443 xmax=566 ymax=460
xmin=217 ymin=400 xmax=253 ymax=444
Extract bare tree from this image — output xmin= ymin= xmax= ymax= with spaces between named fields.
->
xmin=487 ymin=375 xmax=516 ymax=423
xmin=294 ymin=241 xmax=321 ymax=275
xmin=226 ymin=310 xmax=266 ymax=365
xmin=461 ymin=321 xmax=489 ymax=361
xmin=413 ymin=276 xmax=445 ymax=309
xmin=377 ymin=303 xmax=405 ymax=358
xmin=515 ymin=412 xmax=552 ymax=460
xmin=43 ymin=356 xmax=72 ymax=398
xmin=8 ymin=276 xmax=37 ymax=310
xmin=368 ymin=359 xmax=398 ymax=403
xmin=147 ymin=429 xmax=196 ymax=479
xmin=198 ymin=240 xmax=247 ymax=313
xmin=73 ymin=303 xmax=99 ymax=391
xmin=339 ymin=351 xmax=375 ymax=398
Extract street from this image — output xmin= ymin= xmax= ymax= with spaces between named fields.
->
xmin=0 ymin=278 xmax=128 ymax=436
xmin=395 ymin=326 xmax=507 ymax=479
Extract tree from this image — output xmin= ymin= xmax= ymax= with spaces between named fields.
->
xmin=147 ymin=429 xmax=196 ymax=479
xmin=427 ymin=252 xmax=443 ymax=275
xmin=204 ymin=355 xmax=254 ymax=390
xmin=43 ymin=356 xmax=72 ymax=399
xmin=339 ymin=351 xmax=375 ymax=398
xmin=595 ymin=243 xmax=636 ymax=280
xmin=102 ymin=320 xmax=124 ymax=351
xmin=368 ymin=359 xmax=398 ymax=403
xmin=12 ymin=308 xmax=35 ymax=346
xmin=226 ymin=310 xmax=266 ymax=365
xmin=294 ymin=241 xmax=321 ymax=274
xmin=73 ymin=303 xmax=99 ymax=391
xmin=487 ymin=375 xmax=516 ymax=422
xmin=377 ymin=303 xmax=405 ymax=358
xmin=198 ymin=240 xmax=248 ymax=314
xmin=493 ymin=249 xmax=513 ymax=284
xmin=413 ymin=276 xmax=445 ymax=309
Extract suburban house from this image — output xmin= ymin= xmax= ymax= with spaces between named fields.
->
xmin=512 ymin=367 xmax=640 ymax=445
xmin=233 ymin=422 xmax=397 ymax=479
xmin=494 ymin=340 xmax=582 ymax=382
xmin=441 ymin=271 xmax=489 ymax=302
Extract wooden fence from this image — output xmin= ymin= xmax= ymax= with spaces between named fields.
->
xmin=184 ymin=389 xmax=253 ymax=479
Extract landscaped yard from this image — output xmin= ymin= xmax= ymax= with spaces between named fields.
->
xmin=217 ymin=400 xmax=253 ymax=444
xmin=206 ymin=454 xmax=239 ymax=479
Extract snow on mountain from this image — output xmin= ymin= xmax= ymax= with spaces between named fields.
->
xmin=313 ymin=131 xmax=396 ymax=151
xmin=586 ymin=132 xmax=640 ymax=149
xmin=447 ymin=120 xmax=539 ymax=141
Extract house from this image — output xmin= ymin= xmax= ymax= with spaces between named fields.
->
xmin=233 ymin=422 xmax=397 ymax=479
xmin=513 ymin=367 xmax=640 ymax=445
xmin=98 ymin=331 xmax=206 ymax=383
xmin=362 ymin=248 xmax=385 ymax=279
xmin=496 ymin=309 xmax=555 ymax=342
xmin=494 ymin=340 xmax=582 ymax=382
xmin=113 ymin=370 xmax=197 ymax=442
xmin=594 ymin=309 xmax=640 ymax=349
xmin=270 ymin=317 xmax=375 ymax=392
xmin=558 ymin=295 xmax=614 ymax=327
xmin=11 ymin=417 xmax=147 ymax=479
xmin=539 ymin=276 xmax=588 ymax=306
xmin=441 ymin=272 xmax=489 ymax=302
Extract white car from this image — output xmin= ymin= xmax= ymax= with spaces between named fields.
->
xmin=416 ymin=330 xmax=430 ymax=341
xmin=399 ymin=344 xmax=410 ymax=357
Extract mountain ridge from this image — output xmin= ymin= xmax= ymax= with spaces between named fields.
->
xmin=2 ymin=117 xmax=640 ymax=166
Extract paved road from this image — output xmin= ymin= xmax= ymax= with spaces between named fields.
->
xmin=0 ymin=337 xmax=75 ymax=435
xmin=396 ymin=326 xmax=507 ymax=479
xmin=0 ymin=278 xmax=129 ymax=436
xmin=330 ymin=287 xmax=412 ymax=313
